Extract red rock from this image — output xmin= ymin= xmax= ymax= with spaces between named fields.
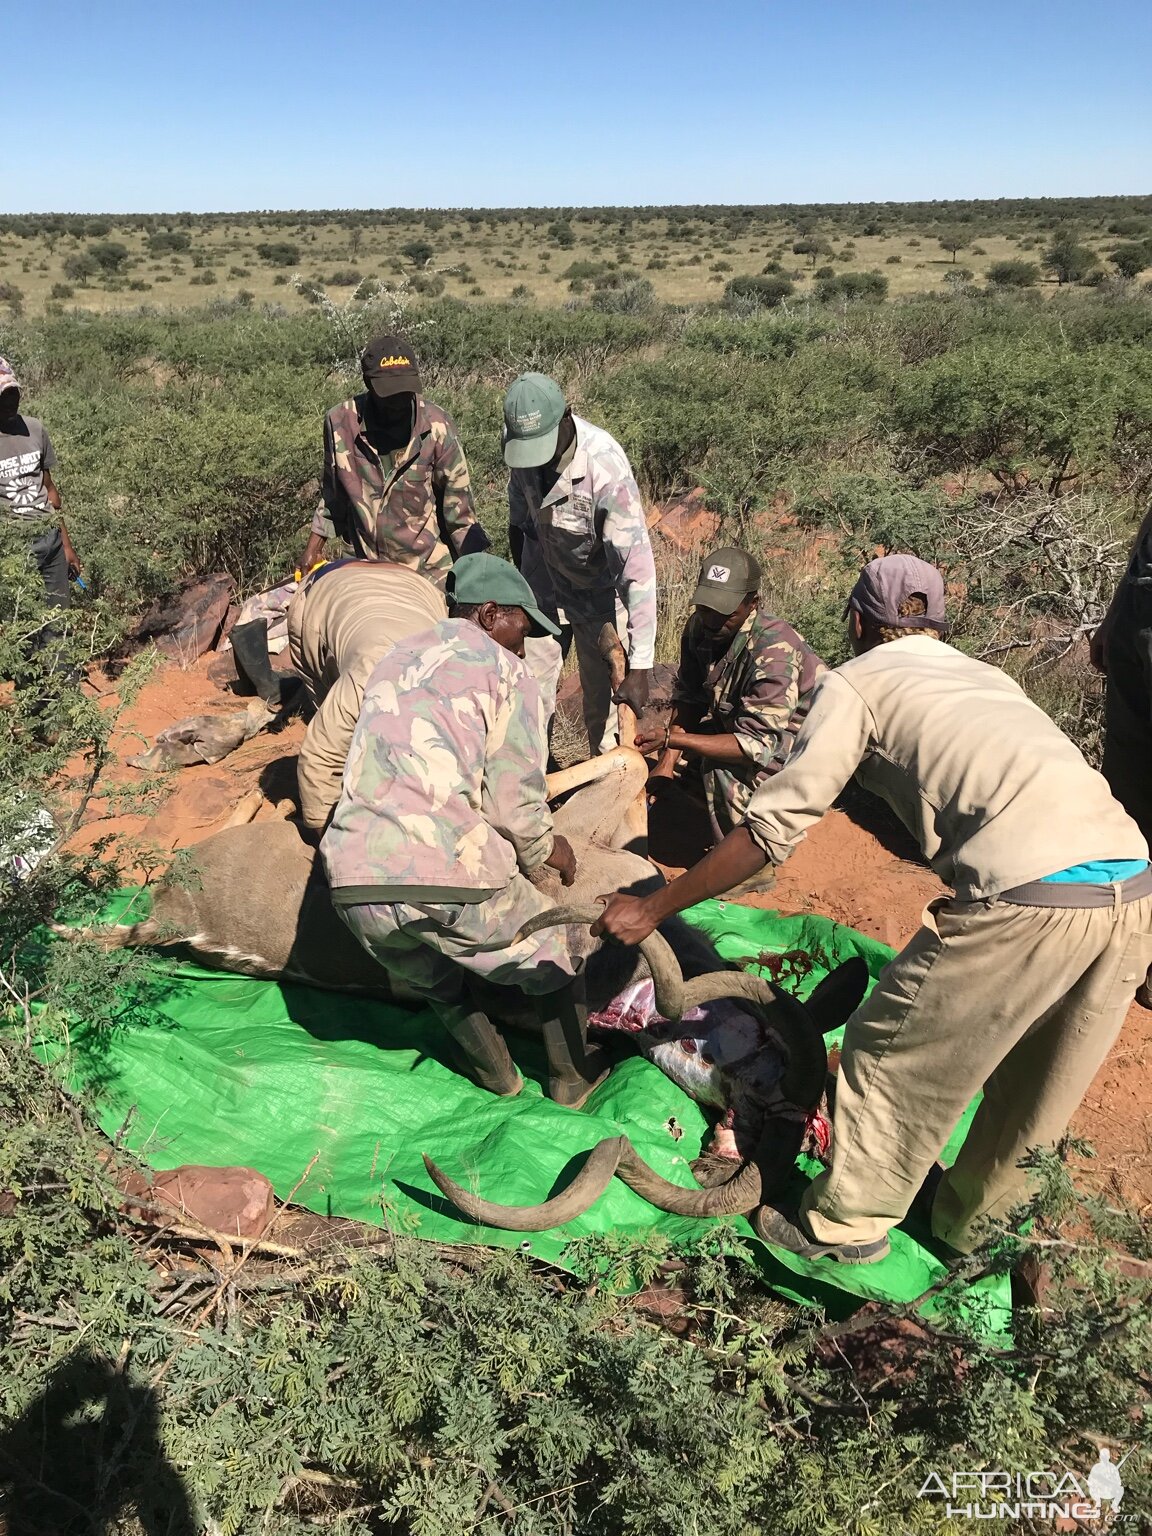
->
xmin=119 ymin=1163 xmax=276 ymax=1238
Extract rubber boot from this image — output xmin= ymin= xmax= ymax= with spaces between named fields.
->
xmin=229 ymin=618 xmax=282 ymax=707
xmin=536 ymin=975 xmax=611 ymax=1109
xmin=431 ymin=1000 xmax=522 ymax=1097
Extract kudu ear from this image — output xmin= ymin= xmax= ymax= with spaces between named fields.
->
xmin=802 ymin=957 xmax=870 ymax=1037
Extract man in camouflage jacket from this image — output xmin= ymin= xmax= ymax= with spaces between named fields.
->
xmin=639 ymin=546 xmax=827 ymax=843
xmin=321 ymin=554 xmax=608 ymax=1107
xmin=503 ymin=373 xmax=657 ymax=753
xmin=299 ymin=333 xmax=488 ymax=589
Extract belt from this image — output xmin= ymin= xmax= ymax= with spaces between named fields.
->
xmin=302 ymin=558 xmax=358 ymax=594
xmin=998 ymin=865 xmax=1152 ymax=909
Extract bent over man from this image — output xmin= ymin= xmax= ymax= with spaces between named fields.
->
xmin=503 ymin=373 xmax=656 ymax=752
xmin=597 ymin=554 xmax=1152 ymax=1263
xmin=321 ymin=554 xmax=607 ymax=1107
xmin=287 ymin=560 xmax=446 ymax=832
xmin=641 ymin=546 xmax=826 ymax=843
xmin=300 ymin=333 xmax=488 ymax=588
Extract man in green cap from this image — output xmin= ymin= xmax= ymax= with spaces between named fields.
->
xmin=321 ymin=553 xmax=608 ymax=1107
xmin=639 ymin=545 xmax=827 ymax=843
xmin=503 ymin=373 xmax=657 ymax=753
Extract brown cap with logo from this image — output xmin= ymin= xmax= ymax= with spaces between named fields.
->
xmin=691 ymin=546 xmax=762 ymax=616
xmin=361 ymin=334 xmax=421 ymax=399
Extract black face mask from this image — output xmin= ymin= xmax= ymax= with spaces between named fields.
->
xmin=366 ymin=391 xmax=414 ymax=438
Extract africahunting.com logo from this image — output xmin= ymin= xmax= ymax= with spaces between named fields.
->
xmin=916 ymin=1448 xmax=1134 ymax=1521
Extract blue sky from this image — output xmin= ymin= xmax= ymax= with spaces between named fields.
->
xmin=11 ymin=0 xmax=1150 ymax=212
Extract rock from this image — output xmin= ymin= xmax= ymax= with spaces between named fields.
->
xmin=118 ymin=1163 xmax=276 ymax=1239
xmin=649 ymin=490 xmax=720 ymax=553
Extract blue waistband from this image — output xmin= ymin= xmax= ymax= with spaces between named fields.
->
xmin=1039 ymin=859 xmax=1150 ymax=884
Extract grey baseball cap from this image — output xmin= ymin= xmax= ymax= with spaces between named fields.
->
xmin=502 ymin=372 xmax=567 ymax=468
xmin=846 ymin=554 xmax=948 ymax=630
xmin=691 ymin=547 xmax=762 ymax=616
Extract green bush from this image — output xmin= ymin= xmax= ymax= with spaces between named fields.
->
xmin=591 ymin=277 xmax=656 ymax=314
xmin=327 ymin=268 xmax=363 ymax=286
xmin=400 ymin=238 xmax=434 ymax=267
xmin=146 ymin=230 xmax=191 ymax=253
xmin=815 ymin=271 xmax=888 ymax=303
xmin=88 ymin=240 xmax=130 ymax=273
xmin=49 ymin=282 xmax=74 ymax=300
xmin=0 ymin=282 xmax=24 ymax=314
xmin=256 ymin=241 xmax=301 ymax=267
xmin=987 ymin=260 xmax=1040 ymax=288
xmin=61 ymin=253 xmax=98 ymax=284
xmin=1110 ymin=242 xmax=1151 ymax=279
xmin=723 ymin=275 xmax=794 ymax=310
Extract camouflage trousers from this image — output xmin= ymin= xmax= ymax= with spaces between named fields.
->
xmin=676 ymin=746 xmax=763 ymax=845
xmin=337 ymin=875 xmax=577 ymax=1007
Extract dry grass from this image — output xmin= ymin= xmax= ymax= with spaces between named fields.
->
xmin=1 ymin=213 xmax=1142 ymax=319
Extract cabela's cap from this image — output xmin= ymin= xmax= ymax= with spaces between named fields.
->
xmin=846 ymin=554 xmax=948 ymax=631
xmin=691 ymin=546 xmax=762 ymax=616
xmin=0 ymin=357 xmax=20 ymax=395
xmin=447 ymin=553 xmax=560 ymax=639
xmin=360 ymin=334 xmax=421 ymax=399
xmin=502 ymin=372 xmax=567 ymax=468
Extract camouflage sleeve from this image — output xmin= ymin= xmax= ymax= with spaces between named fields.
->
xmin=598 ymin=471 xmax=657 ymax=670
xmin=314 ymin=412 xmax=346 ymax=542
xmin=743 ymin=674 xmax=872 ymax=865
xmin=481 ymin=661 xmax=554 ymax=874
xmin=732 ymin=637 xmax=810 ymax=770
xmin=433 ymin=421 xmax=488 ymax=558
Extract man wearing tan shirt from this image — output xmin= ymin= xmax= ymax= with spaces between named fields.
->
xmin=596 ymin=555 xmax=1152 ymax=1263
xmin=287 ymin=560 xmax=446 ymax=831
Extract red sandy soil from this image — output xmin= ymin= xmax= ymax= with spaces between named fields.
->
xmin=64 ymin=653 xmax=1152 ymax=1217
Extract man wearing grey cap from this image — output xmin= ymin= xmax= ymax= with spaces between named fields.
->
xmin=639 ymin=544 xmax=826 ymax=844
xmin=502 ymin=373 xmax=657 ymax=754
xmin=596 ymin=553 xmax=1152 ymax=1265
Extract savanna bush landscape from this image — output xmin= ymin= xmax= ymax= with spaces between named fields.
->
xmin=3 ymin=197 xmax=1152 ymax=1533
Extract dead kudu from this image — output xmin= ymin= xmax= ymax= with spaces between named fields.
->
xmin=55 ymin=745 xmax=867 ymax=1226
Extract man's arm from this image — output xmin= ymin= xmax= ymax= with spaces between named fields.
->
xmin=508 ymin=473 xmax=530 ymax=570
xmin=1092 ymin=504 xmax=1152 ymax=672
xmin=305 ymin=413 xmax=348 ymax=567
xmin=296 ymin=669 xmax=367 ymax=832
xmin=433 ymin=421 xmax=489 ymax=559
xmin=480 ymin=666 xmax=557 ymax=874
xmin=595 ymin=674 xmax=872 ymax=942
xmin=598 ymin=466 xmax=657 ymax=677
xmin=42 ymin=468 xmax=82 ymax=575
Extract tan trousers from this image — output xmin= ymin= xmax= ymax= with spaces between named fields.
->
xmin=801 ymin=892 xmax=1152 ymax=1253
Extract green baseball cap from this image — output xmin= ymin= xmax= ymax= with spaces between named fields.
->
xmin=502 ymin=372 xmax=567 ymax=469
xmin=447 ymin=553 xmax=560 ymax=639
xmin=691 ymin=546 xmax=762 ymax=615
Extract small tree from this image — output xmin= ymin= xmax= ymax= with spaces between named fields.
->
xmin=938 ymin=233 xmax=968 ymax=264
xmin=724 ymin=274 xmax=794 ymax=310
xmin=792 ymin=238 xmax=830 ymax=268
xmin=88 ymin=240 xmax=130 ymax=273
xmin=255 ymin=241 xmax=301 ymax=267
xmin=62 ymin=253 xmax=98 ymax=285
xmin=400 ymin=239 xmax=434 ymax=267
xmin=1110 ymin=242 xmax=1151 ymax=280
xmin=1043 ymin=234 xmax=1098 ymax=285
xmin=547 ymin=220 xmax=575 ymax=249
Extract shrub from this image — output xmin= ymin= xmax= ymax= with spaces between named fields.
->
xmin=127 ymin=279 xmax=152 ymax=292
xmin=256 ymin=241 xmax=301 ymax=267
xmin=646 ymin=257 xmax=666 ymax=270
xmin=723 ymin=275 xmax=795 ymax=310
xmin=885 ymin=254 xmax=902 ymax=264
xmin=590 ymin=277 xmax=656 ymax=314
xmin=88 ymin=240 xmax=130 ymax=273
xmin=1043 ymin=234 xmax=1099 ymax=285
xmin=228 ymin=265 xmax=251 ymax=278
xmin=327 ymin=268 xmax=363 ymax=286
xmin=1110 ymin=242 xmax=1151 ymax=279
xmin=400 ymin=239 xmax=434 ymax=267
xmin=62 ymin=253 xmax=98 ymax=283
xmin=547 ymin=220 xmax=575 ymax=248
xmin=814 ymin=265 xmax=835 ymax=279
xmin=412 ymin=272 xmax=446 ymax=297
xmin=987 ymin=260 xmax=1040 ymax=288
xmin=49 ymin=282 xmax=74 ymax=300
xmin=0 ymin=282 xmax=24 ymax=314
xmin=815 ymin=271 xmax=889 ymax=303
xmin=147 ymin=230 xmax=191 ymax=254
xmin=509 ymin=283 xmax=534 ymax=304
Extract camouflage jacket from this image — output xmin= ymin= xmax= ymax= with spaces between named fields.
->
xmin=320 ymin=619 xmax=554 ymax=903
xmin=310 ymin=395 xmax=487 ymax=589
xmin=675 ymin=607 xmax=827 ymax=783
xmin=508 ymin=416 xmax=658 ymax=667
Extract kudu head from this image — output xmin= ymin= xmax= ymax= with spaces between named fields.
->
xmin=423 ymin=907 xmax=869 ymax=1230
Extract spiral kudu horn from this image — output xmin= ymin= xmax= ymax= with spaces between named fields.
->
xmin=516 ymin=906 xmax=686 ymax=1021
xmin=422 ymin=1136 xmax=627 ymax=1231
xmin=680 ymin=970 xmax=828 ymax=1110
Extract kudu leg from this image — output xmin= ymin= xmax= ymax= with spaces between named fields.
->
xmin=597 ymin=622 xmax=648 ymax=855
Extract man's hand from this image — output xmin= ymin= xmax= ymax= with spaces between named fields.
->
xmin=545 ymin=833 xmax=577 ymax=886
xmin=634 ymin=722 xmax=669 ymax=756
xmin=613 ymin=669 xmax=651 ymax=715
xmin=592 ymin=891 xmax=661 ymax=945
xmin=1089 ymin=624 xmax=1109 ymax=675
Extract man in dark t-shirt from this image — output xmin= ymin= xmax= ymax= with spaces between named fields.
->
xmin=0 ymin=356 xmax=83 ymax=607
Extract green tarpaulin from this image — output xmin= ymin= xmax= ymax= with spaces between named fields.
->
xmin=39 ymin=894 xmax=1010 ymax=1332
